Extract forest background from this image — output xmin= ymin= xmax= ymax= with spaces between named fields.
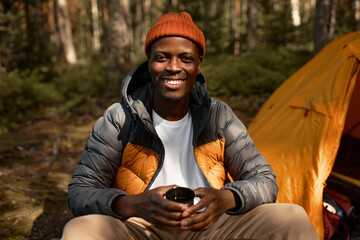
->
xmin=0 ymin=0 xmax=359 ymax=239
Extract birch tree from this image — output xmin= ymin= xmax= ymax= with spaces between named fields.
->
xmin=247 ymin=0 xmax=257 ymax=50
xmin=91 ymin=0 xmax=101 ymax=51
xmin=291 ymin=0 xmax=301 ymax=26
xmin=54 ymin=0 xmax=77 ymax=64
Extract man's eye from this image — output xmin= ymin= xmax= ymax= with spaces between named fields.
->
xmin=181 ymin=56 xmax=193 ymax=63
xmin=155 ymin=55 xmax=166 ymax=61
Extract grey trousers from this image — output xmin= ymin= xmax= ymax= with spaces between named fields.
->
xmin=61 ymin=203 xmax=320 ymax=240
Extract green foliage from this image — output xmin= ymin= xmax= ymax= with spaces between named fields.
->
xmin=295 ymin=13 xmax=316 ymax=49
xmin=0 ymin=5 xmax=28 ymax=71
xmin=0 ymin=58 xmax=107 ymax=129
xmin=0 ymin=2 xmax=53 ymax=71
xmin=202 ymin=48 xmax=312 ymax=98
xmin=0 ymin=69 xmax=62 ymax=122
xmin=258 ymin=0 xmax=295 ymax=49
xmin=201 ymin=48 xmax=312 ymax=115
xmin=53 ymin=59 xmax=107 ymax=113
xmin=335 ymin=0 xmax=357 ymax=38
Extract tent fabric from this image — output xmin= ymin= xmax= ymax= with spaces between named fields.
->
xmin=247 ymin=31 xmax=360 ymax=239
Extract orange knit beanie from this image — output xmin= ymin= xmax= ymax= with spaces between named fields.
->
xmin=145 ymin=12 xmax=206 ymax=57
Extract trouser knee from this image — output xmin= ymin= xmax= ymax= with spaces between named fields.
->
xmin=62 ymin=215 xmax=119 ymax=240
xmin=61 ymin=216 xmax=90 ymax=239
xmin=261 ymin=203 xmax=313 ymax=230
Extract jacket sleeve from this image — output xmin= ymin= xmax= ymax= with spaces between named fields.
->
xmin=67 ymin=102 xmax=129 ymax=219
xmin=219 ymin=102 xmax=278 ymax=215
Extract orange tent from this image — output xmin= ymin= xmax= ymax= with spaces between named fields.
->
xmin=247 ymin=31 xmax=360 ymax=239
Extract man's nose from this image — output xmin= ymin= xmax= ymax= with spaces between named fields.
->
xmin=165 ymin=58 xmax=181 ymax=72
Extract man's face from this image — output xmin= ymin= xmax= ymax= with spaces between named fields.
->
xmin=148 ymin=36 xmax=202 ymax=103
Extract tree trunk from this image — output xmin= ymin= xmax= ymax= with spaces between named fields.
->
xmin=291 ymin=0 xmax=301 ymax=26
xmin=314 ymin=0 xmax=335 ymax=54
xmin=91 ymin=0 xmax=101 ymax=51
xmin=246 ymin=0 xmax=257 ymax=50
xmin=328 ymin=0 xmax=336 ymax=40
xmin=101 ymin=0 xmax=109 ymax=33
xmin=303 ymin=0 xmax=315 ymax=23
xmin=229 ymin=0 xmax=241 ymax=55
xmin=47 ymin=0 xmax=58 ymax=49
xmin=54 ymin=0 xmax=77 ymax=64
xmin=143 ymin=0 xmax=151 ymax=42
xmin=43 ymin=0 xmax=54 ymax=40
xmin=76 ymin=0 xmax=86 ymax=58
xmin=354 ymin=0 xmax=360 ymax=30
xmin=106 ymin=0 xmax=131 ymax=87
xmin=133 ymin=1 xmax=143 ymax=55
xmin=241 ymin=0 xmax=247 ymax=18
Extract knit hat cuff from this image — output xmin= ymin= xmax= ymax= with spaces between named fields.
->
xmin=145 ymin=12 xmax=205 ymax=57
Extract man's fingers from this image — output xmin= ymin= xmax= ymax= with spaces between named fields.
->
xmin=182 ymin=200 xmax=206 ymax=218
xmin=160 ymin=198 xmax=188 ymax=212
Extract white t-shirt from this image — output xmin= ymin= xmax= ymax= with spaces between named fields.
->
xmin=149 ymin=110 xmax=209 ymax=190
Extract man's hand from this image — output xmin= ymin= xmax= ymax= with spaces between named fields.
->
xmin=112 ymin=185 xmax=188 ymax=227
xmin=179 ymin=188 xmax=238 ymax=231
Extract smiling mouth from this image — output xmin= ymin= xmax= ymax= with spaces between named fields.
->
xmin=163 ymin=79 xmax=185 ymax=85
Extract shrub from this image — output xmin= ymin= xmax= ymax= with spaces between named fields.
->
xmin=202 ymin=48 xmax=312 ymax=98
xmin=0 ymin=69 xmax=62 ymax=123
xmin=53 ymin=59 xmax=107 ymax=113
xmin=0 ymin=58 xmax=107 ymax=129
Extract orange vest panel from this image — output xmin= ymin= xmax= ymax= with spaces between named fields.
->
xmin=114 ymin=138 xmax=227 ymax=194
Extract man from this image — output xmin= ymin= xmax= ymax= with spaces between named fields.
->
xmin=62 ymin=12 xmax=319 ymax=239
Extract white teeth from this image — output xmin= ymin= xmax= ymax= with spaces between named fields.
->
xmin=164 ymin=80 xmax=182 ymax=85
